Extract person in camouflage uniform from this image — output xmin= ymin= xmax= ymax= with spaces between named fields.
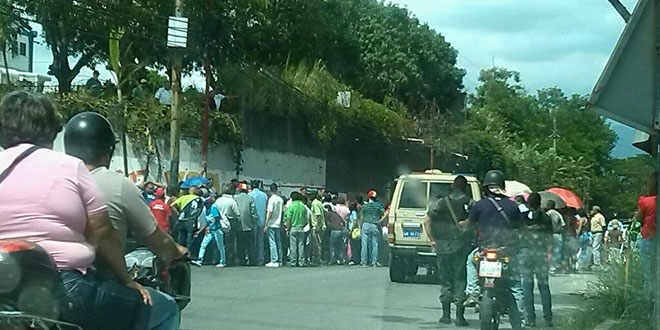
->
xmin=424 ymin=176 xmax=474 ymax=326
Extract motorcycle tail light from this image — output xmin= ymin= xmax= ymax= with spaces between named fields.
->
xmin=485 ymin=250 xmax=498 ymax=261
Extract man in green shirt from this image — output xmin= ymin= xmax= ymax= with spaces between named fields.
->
xmin=307 ymin=189 xmax=326 ymax=266
xmin=360 ymin=190 xmax=385 ymax=266
xmin=284 ymin=192 xmax=310 ymax=267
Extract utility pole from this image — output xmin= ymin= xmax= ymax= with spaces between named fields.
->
xmin=550 ymin=117 xmax=560 ymax=151
xmin=201 ymin=57 xmax=212 ymax=176
xmin=168 ymin=0 xmax=187 ymax=191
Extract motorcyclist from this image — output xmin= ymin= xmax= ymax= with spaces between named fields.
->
xmin=459 ymin=170 xmax=525 ymax=330
xmin=424 ymin=176 xmax=474 ymax=326
xmin=64 ymin=111 xmax=187 ymax=330
xmin=0 ymin=91 xmax=150 ymax=330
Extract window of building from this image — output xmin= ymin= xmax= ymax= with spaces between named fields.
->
xmin=19 ymin=42 xmax=26 ymax=56
xmin=11 ymin=41 xmax=18 ymax=56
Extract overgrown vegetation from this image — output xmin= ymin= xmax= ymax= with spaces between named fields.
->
xmin=559 ymin=252 xmax=651 ymax=330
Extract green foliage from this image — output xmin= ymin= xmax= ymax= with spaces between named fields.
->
xmin=220 ymin=61 xmax=412 ymax=146
xmin=560 ymin=253 xmax=651 ymax=330
xmin=14 ymin=0 xmax=111 ymax=91
xmin=428 ymin=66 xmax=642 ymax=216
xmin=55 ymin=89 xmax=241 ymax=148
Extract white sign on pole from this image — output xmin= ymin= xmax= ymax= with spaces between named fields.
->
xmin=167 ymin=16 xmax=189 ymax=48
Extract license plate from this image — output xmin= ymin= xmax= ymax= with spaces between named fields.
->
xmin=403 ymin=229 xmax=421 ymax=238
xmin=479 ymin=260 xmax=502 ymax=278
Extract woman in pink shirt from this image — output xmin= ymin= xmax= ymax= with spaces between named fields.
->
xmin=0 ymin=91 xmax=150 ymax=329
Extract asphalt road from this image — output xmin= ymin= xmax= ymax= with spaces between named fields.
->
xmin=181 ymin=265 xmax=592 ymax=330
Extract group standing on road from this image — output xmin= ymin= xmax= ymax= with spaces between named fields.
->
xmin=153 ymin=178 xmax=391 ymax=271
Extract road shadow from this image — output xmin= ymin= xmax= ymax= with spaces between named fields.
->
xmin=371 ymin=315 xmax=425 ymax=324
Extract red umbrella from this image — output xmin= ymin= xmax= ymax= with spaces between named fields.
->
xmin=546 ymin=187 xmax=584 ymax=209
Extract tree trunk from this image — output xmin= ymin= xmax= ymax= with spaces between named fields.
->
xmin=2 ymin=46 xmax=11 ymax=85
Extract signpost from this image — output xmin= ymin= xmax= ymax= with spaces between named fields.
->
xmin=590 ymin=0 xmax=659 ymax=326
xmin=167 ymin=2 xmax=188 ymax=192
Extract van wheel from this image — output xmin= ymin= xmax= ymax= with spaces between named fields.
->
xmin=389 ymin=253 xmax=406 ymax=283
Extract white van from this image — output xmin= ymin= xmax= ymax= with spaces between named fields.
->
xmin=386 ymin=170 xmax=481 ymax=282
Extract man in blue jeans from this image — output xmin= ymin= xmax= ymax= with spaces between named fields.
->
xmin=64 ymin=112 xmax=185 ymax=330
xmin=520 ymin=193 xmax=554 ymax=328
xmin=265 ymin=183 xmax=284 ymax=267
xmin=249 ymin=180 xmax=268 ymax=266
xmin=546 ymin=200 xmax=565 ymax=273
xmin=193 ymin=196 xmax=227 ymax=267
xmin=360 ymin=190 xmax=385 ymax=267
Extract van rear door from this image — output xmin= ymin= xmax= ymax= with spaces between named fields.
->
xmin=393 ymin=179 xmax=429 ymax=246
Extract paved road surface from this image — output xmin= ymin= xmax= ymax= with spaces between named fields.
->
xmin=181 ymin=266 xmax=592 ymax=330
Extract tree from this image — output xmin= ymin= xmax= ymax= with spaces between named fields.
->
xmin=15 ymin=0 xmax=112 ymax=92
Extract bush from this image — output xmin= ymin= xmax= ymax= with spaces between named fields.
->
xmin=560 ymin=249 xmax=651 ymax=330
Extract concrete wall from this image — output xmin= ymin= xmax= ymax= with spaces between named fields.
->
xmin=52 ymin=133 xmax=326 ymax=195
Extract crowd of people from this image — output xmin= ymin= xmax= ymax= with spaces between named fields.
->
xmin=140 ymin=179 xmax=390 ymax=269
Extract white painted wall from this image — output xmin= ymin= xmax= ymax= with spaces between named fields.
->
xmin=6 ymin=34 xmax=30 ymax=72
xmin=52 ymin=133 xmax=326 ymax=193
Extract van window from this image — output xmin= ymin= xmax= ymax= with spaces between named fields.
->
xmin=399 ymin=180 xmax=427 ymax=209
xmin=430 ymin=182 xmax=473 ymax=199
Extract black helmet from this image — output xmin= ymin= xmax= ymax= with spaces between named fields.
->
xmin=482 ymin=170 xmax=505 ymax=189
xmin=64 ymin=112 xmax=117 ymax=164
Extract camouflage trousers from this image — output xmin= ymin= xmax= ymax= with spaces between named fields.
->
xmin=437 ymin=248 xmax=469 ymax=304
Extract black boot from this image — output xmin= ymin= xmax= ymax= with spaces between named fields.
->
xmin=455 ymin=305 xmax=468 ymax=326
xmin=439 ymin=302 xmax=451 ymax=324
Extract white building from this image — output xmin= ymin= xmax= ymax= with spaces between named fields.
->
xmin=1 ymin=29 xmax=51 ymax=86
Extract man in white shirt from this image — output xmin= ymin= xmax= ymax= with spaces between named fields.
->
xmin=155 ymin=81 xmax=172 ymax=106
xmin=265 ymin=183 xmax=284 ymax=267
xmin=214 ymin=184 xmax=241 ymax=266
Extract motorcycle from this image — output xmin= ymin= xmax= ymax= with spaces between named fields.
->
xmin=0 ymin=239 xmax=81 ymax=330
xmin=0 ymin=238 xmax=194 ymax=330
xmin=124 ymin=247 xmax=193 ymax=312
xmin=476 ymin=248 xmax=518 ymax=330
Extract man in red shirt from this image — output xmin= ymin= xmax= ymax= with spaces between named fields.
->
xmin=150 ymin=188 xmax=172 ymax=232
xmin=636 ymin=172 xmax=657 ymax=298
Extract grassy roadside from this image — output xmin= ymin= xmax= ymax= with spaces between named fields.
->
xmin=557 ymin=251 xmax=651 ymax=330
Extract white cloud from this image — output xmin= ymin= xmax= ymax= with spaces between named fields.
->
xmin=390 ymin=0 xmax=638 ymax=95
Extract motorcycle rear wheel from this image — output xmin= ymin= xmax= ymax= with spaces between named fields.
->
xmin=479 ymin=288 xmax=499 ymax=330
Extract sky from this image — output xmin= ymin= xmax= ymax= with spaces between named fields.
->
xmin=30 ymin=0 xmax=642 ymax=156
xmin=389 ymin=0 xmax=641 ymax=157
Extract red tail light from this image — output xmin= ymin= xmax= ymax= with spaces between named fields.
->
xmin=485 ymin=249 xmax=498 ymax=261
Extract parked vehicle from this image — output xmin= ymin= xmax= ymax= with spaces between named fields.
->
xmin=124 ymin=247 xmax=193 ymax=311
xmin=0 ymin=239 xmax=193 ymax=330
xmin=387 ymin=170 xmax=481 ymax=283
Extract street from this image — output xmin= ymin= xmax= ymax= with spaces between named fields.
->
xmin=181 ymin=266 xmax=592 ymax=330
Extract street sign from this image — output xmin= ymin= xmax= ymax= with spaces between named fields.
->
xmin=589 ymin=0 xmax=656 ymax=134
xmin=167 ymin=16 xmax=189 ymax=48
